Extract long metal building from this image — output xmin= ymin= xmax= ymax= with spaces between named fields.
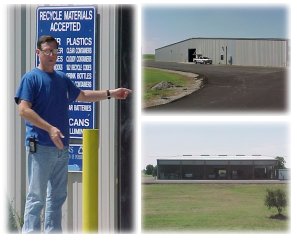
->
xmin=157 ymin=155 xmax=278 ymax=180
xmin=155 ymin=37 xmax=289 ymax=67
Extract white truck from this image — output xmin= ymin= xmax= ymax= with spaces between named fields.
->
xmin=193 ymin=56 xmax=213 ymax=64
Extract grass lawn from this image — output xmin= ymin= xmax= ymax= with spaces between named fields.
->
xmin=142 ymin=184 xmax=289 ymax=232
xmin=143 ymin=67 xmax=191 ymax=103
xmin=143 ymin=54 xmax=155 ymax=60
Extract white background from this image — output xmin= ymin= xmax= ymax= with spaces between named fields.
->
xmin=1 ymin=0 xmax=296 ymax=241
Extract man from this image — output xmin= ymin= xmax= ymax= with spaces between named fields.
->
xmin=15 ymin=35 xmax=132 ymax=233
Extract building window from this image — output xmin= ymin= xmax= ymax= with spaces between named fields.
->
xmin=221 ymin=54 xmax=224 ymax=61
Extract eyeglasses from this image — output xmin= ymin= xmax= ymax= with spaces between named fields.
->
xmin=40 ymin=49 xmax=59 ymax=56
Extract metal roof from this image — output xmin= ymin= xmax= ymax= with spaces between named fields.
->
xmin=157 ymin=155 xmax=276 ymax=161
xmin=156 ymin=37 xmax=289 ymax=51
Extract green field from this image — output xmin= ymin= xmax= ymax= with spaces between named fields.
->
xmin=143 ymin=67 xmax=190 ymax=102
xmin=142 ymin=184 xmax=289 ymax=232
xmin=143 ymin=54 xmax=155 ymax=60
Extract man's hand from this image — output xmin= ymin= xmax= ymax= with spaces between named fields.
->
xmin=110 ymin=88 xmax=132 ymax=99
xmin=18 ymin=100 xmax=65 ymax=150
xmin=48 ymin=127 xmax=65 ymax=150
xmin=76 ymin=88 xmax=132 ymax=102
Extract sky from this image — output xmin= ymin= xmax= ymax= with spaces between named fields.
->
xmin=141 ymin=121 xmax=289 ymax=169
xmin=142 ymin=5 xmax=289 ymax=54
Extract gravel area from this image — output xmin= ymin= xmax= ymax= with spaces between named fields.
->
xmin=144 ymin=68 xmax=206 ymax=108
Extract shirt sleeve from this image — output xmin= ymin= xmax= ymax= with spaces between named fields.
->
xmin=66 ymin=76 xmax=81 ymax=103
xmin=14 ymin=75 xmax=34 ymax=105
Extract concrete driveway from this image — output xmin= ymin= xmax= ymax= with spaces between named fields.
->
xmin=144 ymin=61 xmax=288 ymax=113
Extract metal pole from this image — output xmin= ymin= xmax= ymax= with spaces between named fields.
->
xmin=82 ymin=129 xmax=99 ymax=232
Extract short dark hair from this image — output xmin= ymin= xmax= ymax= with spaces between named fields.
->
xmin=37 ymin=35 xmax=59 ymax=49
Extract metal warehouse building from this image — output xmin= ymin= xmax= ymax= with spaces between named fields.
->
xmin=157 ymin=155 xmax=278 ymax=180
xmin=155 ymin=37 xmax=289 ymax=67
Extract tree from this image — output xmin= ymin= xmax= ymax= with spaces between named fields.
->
xmin=265 ymin=189 xmax=287 ymax=215
xmin=145 ymin=164 xmax=154 ymax=175
xmin=152 ymin=165 xmax=158 ymax=177
xmin=275 ymin=156 xmax=286 ymax=169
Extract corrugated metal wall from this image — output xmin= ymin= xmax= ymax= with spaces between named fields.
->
xmin=155 ymin=38 xmax=288 ymax=67
xmin=7 ymin=5 xmax=28 ymax=230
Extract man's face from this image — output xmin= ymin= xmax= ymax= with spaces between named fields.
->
xmin=36 ymin=41 xmax=58 ymax=68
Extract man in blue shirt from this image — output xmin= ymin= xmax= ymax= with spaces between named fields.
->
xmin=15 ymin=35 xmax=131 ymax=233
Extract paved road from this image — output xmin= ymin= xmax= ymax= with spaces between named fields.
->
xmin=142 ymin=177 xmax=289 ymax=185
xmin=144 ymin=61 xmax=288 ymax=113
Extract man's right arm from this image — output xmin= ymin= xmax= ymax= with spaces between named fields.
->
xmin=18 ymin=100 xmax=65 ymax=150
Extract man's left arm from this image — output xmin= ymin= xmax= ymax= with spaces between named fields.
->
xmin=76 ymin=88 xmax=132 ymax=102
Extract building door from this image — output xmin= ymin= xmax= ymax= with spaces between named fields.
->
xmin=188 ymin=48 xmax=196 ymax=62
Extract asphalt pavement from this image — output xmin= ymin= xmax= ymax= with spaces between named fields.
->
xmin=142 ymin=176 xmax=289 ymax=185
xmin=144 ymin=61 xmax=288 ymax=113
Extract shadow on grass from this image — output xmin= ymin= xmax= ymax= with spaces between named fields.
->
xmin=269 ymin=214 xmax=288 ymax=221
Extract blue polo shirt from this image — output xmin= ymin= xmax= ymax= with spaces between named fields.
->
xmin=15 ymin=68 xmax=81 ymax=147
